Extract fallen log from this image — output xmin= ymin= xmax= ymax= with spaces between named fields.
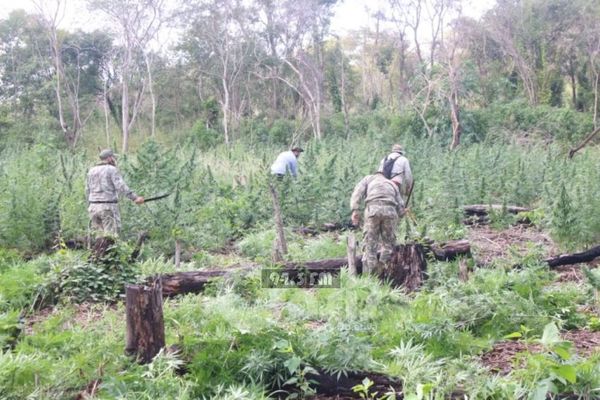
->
xmin=544 ymin=245 xmax=600 ymax=268
xmin=428 ymin=239 xmax=471 ymax=261
xmin=158 ymin=259 xmax=358 ymax=296
xmin=155 ymin=240 xmax=473 ymax=297
xmin=157 ymin=245 xmax=473 ymax=298
xmin=294 ymin=221 xmax=356 ymax=235
xmin=463 ymin=205 xmax=532 ymax=225
xmin=464 ymin=204 xmax=530 ymax=216
xmin=159 ymin=264 xmax=257 ymax=296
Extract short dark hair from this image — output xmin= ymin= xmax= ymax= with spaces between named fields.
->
xmin=291 ymin=147 xmax=304 ymax=152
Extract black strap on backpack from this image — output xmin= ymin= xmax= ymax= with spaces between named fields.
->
xmin=382 ymin=156 xmax=397 ymax=179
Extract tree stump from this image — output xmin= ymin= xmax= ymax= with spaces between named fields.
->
xmin=458 ymin=258 xmax=469 ymax=282
xmin=382 ymin=244 xmax=427 ymax=291
xmin=90 ymin=236 xmax=115 ymax=261
xmin=125 ymin=280 xmax=165 ymax=364
xmin=269 ymin=183 xmax=287 ymax=261
xmin=346 ymin=233 xmax=358 ymax=276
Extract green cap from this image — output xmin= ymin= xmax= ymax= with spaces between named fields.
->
xmin=99 ymin=149 xmax=116 ymax=160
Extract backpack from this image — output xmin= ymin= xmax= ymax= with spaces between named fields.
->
xmin=382 ymin=155 xmax=397 ymax=179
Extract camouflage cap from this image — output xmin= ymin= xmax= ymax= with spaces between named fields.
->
xmin=99 ymin=149 xmax=116 ymax=160
xmin=392 ymin=144 xmax=404 ymax=153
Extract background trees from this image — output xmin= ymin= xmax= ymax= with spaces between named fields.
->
xmin=0 ymin=0 xmax=598 ymax=150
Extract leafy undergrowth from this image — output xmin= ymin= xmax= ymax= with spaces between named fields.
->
xmin=0 ymin=223 xmax=599 ymax=400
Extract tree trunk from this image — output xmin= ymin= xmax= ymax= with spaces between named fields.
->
xmin=459 ymin=258 xmax=469 ymax=282
xmin=269 ymin=183 xmax=287 ymax=260
xmin=568 ymin=125 xmax=600 ymax=159
xmin=569 ymin=59 xmax=577 ymax=109
xmin=449 ymin=89 xmax=461 ymax=150
xmin=125 ymin=281 xmax=165 ymax=364
xmin=90 ymin=236 xmax=115 ymax=261
xmin=594 ymin=71 xmax=599 ymax=129
xmin=463 ymin=204 xmax=531 ymax=216
xmin=121 ymin=44 xmax=133 ymax=153
xmin=428 ymin=239 xmax=471 ymax=261
xmin=346 ymin=233 xmax=357 ymax=276
xmin=153 ymin=242 xmax=472 ymax=297
xmin=103 ymin=77 xmax=111 ymax=146
xmin=383 ymin=243 xmax=427 ymax=291
xmin=159 ymin=267 xmax=254 ymax=297
xmin=340 ymin=49 xmax=350 ymax=139
xmin=174 ymin=239 xmax=181 ymax=269
xmin=142 ymin=50 xmax=156 ymax=138
xmin=544 ymin=244 xmax=600 ymax=268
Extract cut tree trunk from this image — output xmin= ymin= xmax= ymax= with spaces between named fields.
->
xmin=463 ymin=205 xmax=531 ymax=225
xmin=158 ymin=264 xmax=258 ymax=296
xmin=459 ymin=258 xmax=469 ymax=282
xmin=174 ymin=239 xmax=181 ymax=269
xmin=269 ymin=183 xmax=287 ymax=261
xmin=463 ymin=204 xmax=530 ymax=216
xmin=544 ymin=245 xmax=600 ymax=268
xmin=294 ymin=222 xmax=358 ymax=235
xmin=130 ymin=231 xmax=149 ymax=262
xmin=87 ymin=231 xmax=148 ymax=262
xmin=90 ymin=236 xmax=114 ymax=261
xmin=383 ymin=243 xmax=427 ymax=291
xmin=346 ymin=233 xmax=357 ymax=276
xmin=154 ymin=241 xmax=473 ymax=297
xmin=125 ymin=280 xmax=165 ymax=364
xmin=428 ymin=239 xmax=471 ymax=261
xmin=157 ymin=259 xmax=356 ymax=296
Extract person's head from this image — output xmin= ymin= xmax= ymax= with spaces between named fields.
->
xmin=391 ymin=144 xmax=404 ymax=154
xmin=291 ymin=146 xmax=304 ymax=158
xmin=99 ymin=149 xmax=117 ymax=165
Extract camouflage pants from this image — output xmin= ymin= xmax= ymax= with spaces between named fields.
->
xmin=362 ymin=204 xmax=399 ymax=275
xmin=88 ymin=203 xmax=121 ymax=236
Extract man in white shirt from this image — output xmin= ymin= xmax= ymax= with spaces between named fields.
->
xmin=377 ymin=144 xmax=413 ymax=200
xmin=270 ymin=147 xmax=304 ymax=178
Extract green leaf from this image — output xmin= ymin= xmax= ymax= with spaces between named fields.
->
xmin=284 ymin=356 xmax=302 ymax=374
xmin=529 ymin=379 xmax=555 ymax=400
xmin=539 ymin=322 xmax=561 ymax=347
xmin=551 ymin=342 xmax=572 ymax=361
xmin=553 ymin=365 xmax=577 ymax=384
xmin=503 ymin=331 xmax=522 ymax=339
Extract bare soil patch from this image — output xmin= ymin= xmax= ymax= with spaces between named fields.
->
xmin=467 ymin=224 xmax=599 ymax=282
xmin=480 ymin=329 xmax=600 ymax=375
xmin=25 ymin=303 xmax=116 ymax=335
xmin=467 ymin=224 xmax=557 ymax=266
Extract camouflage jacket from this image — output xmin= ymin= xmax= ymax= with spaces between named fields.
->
xmin=350 ymin=173 xmax=404 ymax=215
xmin=86 ymin=163 xmax=138 ymax=203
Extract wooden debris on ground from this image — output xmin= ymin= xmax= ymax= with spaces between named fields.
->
xmin=463 ymin=204 xmax=531 ymax=225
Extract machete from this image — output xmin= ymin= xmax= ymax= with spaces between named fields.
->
xmin=404 ymin=181 xmax=418 ymax=225
xmin=144 ymin=193 xmax=171 ymax=203
xmin=404 ymin=180 xmax=415 ymax=208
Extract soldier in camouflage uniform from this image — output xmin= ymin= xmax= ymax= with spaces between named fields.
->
xmin=86 ymin=149 xmax=144 ymax=236
xmin=350 ymin=173 xmax=405 ymax=274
